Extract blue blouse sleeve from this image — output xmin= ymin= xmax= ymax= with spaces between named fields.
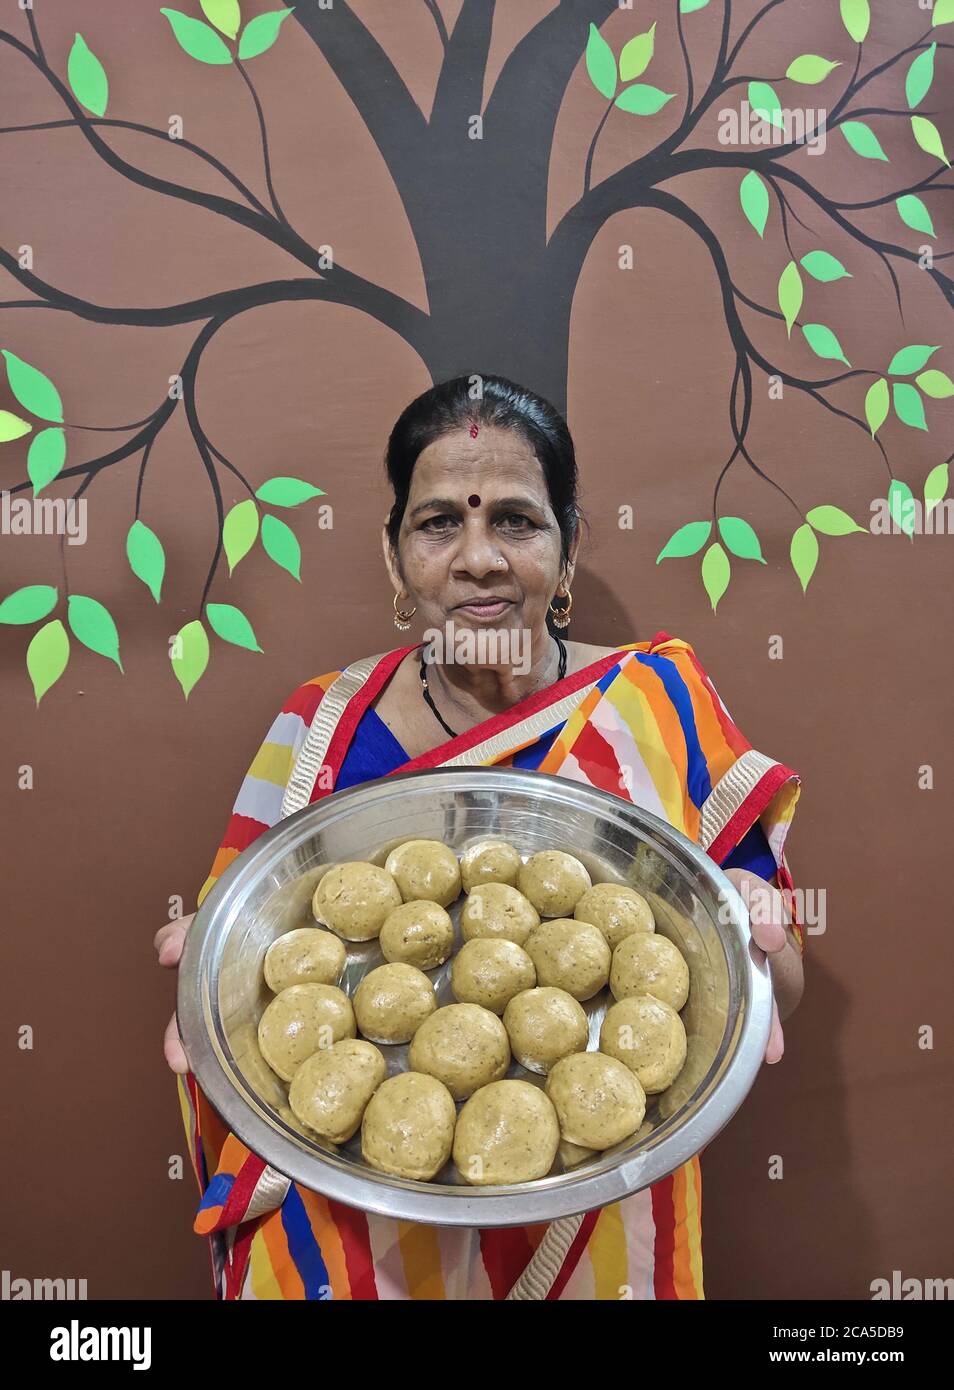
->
xmin=719 ymin=819 xmax=778 ymax=881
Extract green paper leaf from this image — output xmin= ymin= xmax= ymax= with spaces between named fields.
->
xmin=26 ymin=619 xmax=69 ymax=705
xmin=790 ymin=524 xmax=818 ymax=592
xmin=619 ymin=24 xmax=656 ymax=81
xmin=261 ymin=514 xmax=301 ymax=580
xmin=1 ymin=350 xmax=63 ymax=421
xmin=916 ymin=369 xmax=954 ymax=399
xmin=159 ymin=8 xmax=234 ymax=63
xmin=888 ymin=344 xmax=939 ymax=375
xmin=800 ymin=250 xmax=851 ymax=282
xmin=0 ymin=584 xmax=58 ymax=625
xmin=206 ymin=602 xmax=262 ymax=652
xmin=893 ymin=382 xmax=927 ymax=431
xmin=656 ymin=520 xmax=711 ymax=561
xmin=222 ymin=498 xmax=259 ymax=572
xmin=701 ymin=543 xmax=730 ymax=612
xmin=254 ymin=475 xmax=325 ymax=506
xmin=786 ymin=55 xmax=841 ymax=85
xmin=805 ymin=505 xmax=866 ymax=535
xmin=67 ymin=34 xmax=108 ymax=117
xmin=896 ymin=194 xmax=936 ymax=237
xmin=911 ymin=115 xmax=950 ymax=166
xmin=864 ymin=378 xmax=890 ymax=438
xmin=615 ymin=84 xmax=674 ymax=115
xmin=200 ymin=0 xmax=241 ymax=39
xmin=718 ymin=516 xmax=766 ymax=562
xmin=740 ymin=170 xmax=770 ymax=237
xmin=27 ymin=427 xmax=66 ymax=495
xmin=840 ymin=0 xmax=870 ymax=44
xmin=932 ymin=0 xmax=954 ymax=26
xmin=126 ymin=519 xmax=166 ymax=603
xmin=924 ymin=462 xmax=949 ymax=516
xmin=906 ymin=44 xmax=936 ymax=109
xmin=585 ymin=21 xmax=617 ymax=99
xmin=171 ymin=619 xmax=209 ymax=698
xmin=802 ymin=322 xmax=850 ymax=367
xmin=888 ymin=479 xmax=915 ymax=537
xmin=840 ymin=120 xmax=888 ymax=161
xmin=0 ymin=410 xmax=31 ymax=441
xmin=238 ymin=7 xmax=294 ymax=61
xmin=749 ymin=81 xmax=784 ymax=131
xmin=679 ymin=0 xmax=710 ymax=12
xmin=67 ymin=594 xmax=122 ymax=670
xmin=777 ymin=260 xmax=803 ymax=337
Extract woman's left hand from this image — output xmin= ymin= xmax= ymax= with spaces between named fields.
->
xmin=723 ymin=868 xmax=802 ymax=1067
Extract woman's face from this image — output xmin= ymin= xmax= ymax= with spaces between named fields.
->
xmin=383 ymin=425 xmax=576 ymax=645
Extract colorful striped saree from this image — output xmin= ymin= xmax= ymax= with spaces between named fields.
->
xmin=177 ymin=631 xmax=802 ymax=1300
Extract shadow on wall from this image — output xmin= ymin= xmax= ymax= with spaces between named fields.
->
xmin=571 ymin=564 xmax=642 ymax=648
xmin=706 ymin=936 xmax=878 ymax=1298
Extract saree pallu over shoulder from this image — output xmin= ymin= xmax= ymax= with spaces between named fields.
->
xmin=179 ymin=632 xmax=802 ymax=1300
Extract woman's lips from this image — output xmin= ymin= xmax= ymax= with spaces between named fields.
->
xmin=453 ymin=599 xmax=514 ymax=619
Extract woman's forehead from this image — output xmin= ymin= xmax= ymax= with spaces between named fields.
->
xmin=411 ymin=428 xmax=547 ymax=497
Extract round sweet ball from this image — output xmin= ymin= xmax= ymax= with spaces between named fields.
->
xmin=459 ymin=839 xmax=522 ymax=892
xmin=277 ymin=1104 xmax=338 ymax=1154
xmin=288 ymin=1038 xmax=387 ymax=1144
xmin=524 ymin=918 xmax=611 ymax=1002
xmin=384 ymin=840 xmax=462 ymax=907
xmin=610 ymin=933 xmax=690 ymax=1010
xmin=257 ymin=983 xmax=356 ymax=1082
xmin=313 ymin=862 xmax=402 ymax=941
xmin=353 ymin=963 xmax=437 ymax=1044
xmin=361 ymin=1072 xmax=456 ymax=1181
xmin=408 ymin=1003 xmax=510 ymax=1101
xmin=379 ymin=900 xmax=455 ymax=971
xmin=453 ymin=1080 xmax=559 ymax=1185
xmin=502 ymin=986 xmax=589 ymax=1074
xmin=599 ymin=995 xmax=687 ymax=1094
xmin=451 ymin=938 xmax=536 ymax=1015
xmin=545 ymin=1051 xmax=646 ymax=1150
xmin=559 ymin=1139 xmax=596 ymax=1169
xmin=460 ymin=882 xmax=540 ymax=946
xmin=263 ymin=927 xmax=346 ymax=993
xmin=574 ymin=883 xmax=655 ymax=951
xmin=518 ymin=851 xmax=592 ymax=917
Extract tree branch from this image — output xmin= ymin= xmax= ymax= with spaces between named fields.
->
xmin=0 ymin=116 xmax=271 ymax=216
xmin=290 ymin=1 xmax=429 ymax=178
xmin=637 ymin=187 xmax=892 ymax=476
xmin=431 ymin=0 xmax=496 ymax=131
xmin=234 ymin=58 xmax=290 ymax=226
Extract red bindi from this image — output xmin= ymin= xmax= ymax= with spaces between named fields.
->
xmin=468 ymin=494 xmax=481 ymax=507
xmin=470 ymin=424 xmax=479 ymax=438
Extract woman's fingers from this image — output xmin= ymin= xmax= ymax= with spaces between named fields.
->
xmin=156 ymin=914 xmax=195 ymax=1071
xmin=725 ymin=869 xmax=788 ymax=954
xmin=725 ymin=871 xmax=786 ymax=1064
xmin=765 ymin=997 xmax=784 ymax=1065
xmin=163 ymin=1010 xmax=189 ymax=1074
xmin=154 ymin=913 xmax=194 ymax=968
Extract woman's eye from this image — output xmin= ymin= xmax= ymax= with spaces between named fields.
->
xmin=498 ymin=514 xmax=534 ymax=531
xmin=420 ymin=514 xmax=457 ymax=532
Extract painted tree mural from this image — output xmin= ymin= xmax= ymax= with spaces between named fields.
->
xmin=1 ymin=0 xmax=952 ymax=701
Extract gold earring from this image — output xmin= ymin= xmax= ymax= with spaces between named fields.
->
xmin=393 ymin=592 xmax=417 ymax=631
xmin=549 ymin=586 xmax=573 ymax=629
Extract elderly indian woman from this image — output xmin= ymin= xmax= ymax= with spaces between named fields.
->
xmin=155 ymin=373 xmax=804 ymax=1301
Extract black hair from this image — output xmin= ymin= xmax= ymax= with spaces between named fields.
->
xmin=384 ymin=373 xmax=580 ymax=571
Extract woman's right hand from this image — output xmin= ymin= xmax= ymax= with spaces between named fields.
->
xmin=154 ymin=913 xmax=194 ymax=1074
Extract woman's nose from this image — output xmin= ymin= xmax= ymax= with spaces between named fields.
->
xmin=453 ymin=520 xmax=506 ymax=578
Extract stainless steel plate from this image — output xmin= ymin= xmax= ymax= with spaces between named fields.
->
xmin=178 ymin=767 xmax=771 ymax=1227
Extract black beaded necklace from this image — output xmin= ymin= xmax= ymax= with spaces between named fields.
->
xmin=419 ymin=634 xmax=568 ymax=742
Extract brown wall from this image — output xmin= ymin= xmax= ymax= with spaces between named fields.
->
xmin=1 ymin=1 xmax=951 ymax=1299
